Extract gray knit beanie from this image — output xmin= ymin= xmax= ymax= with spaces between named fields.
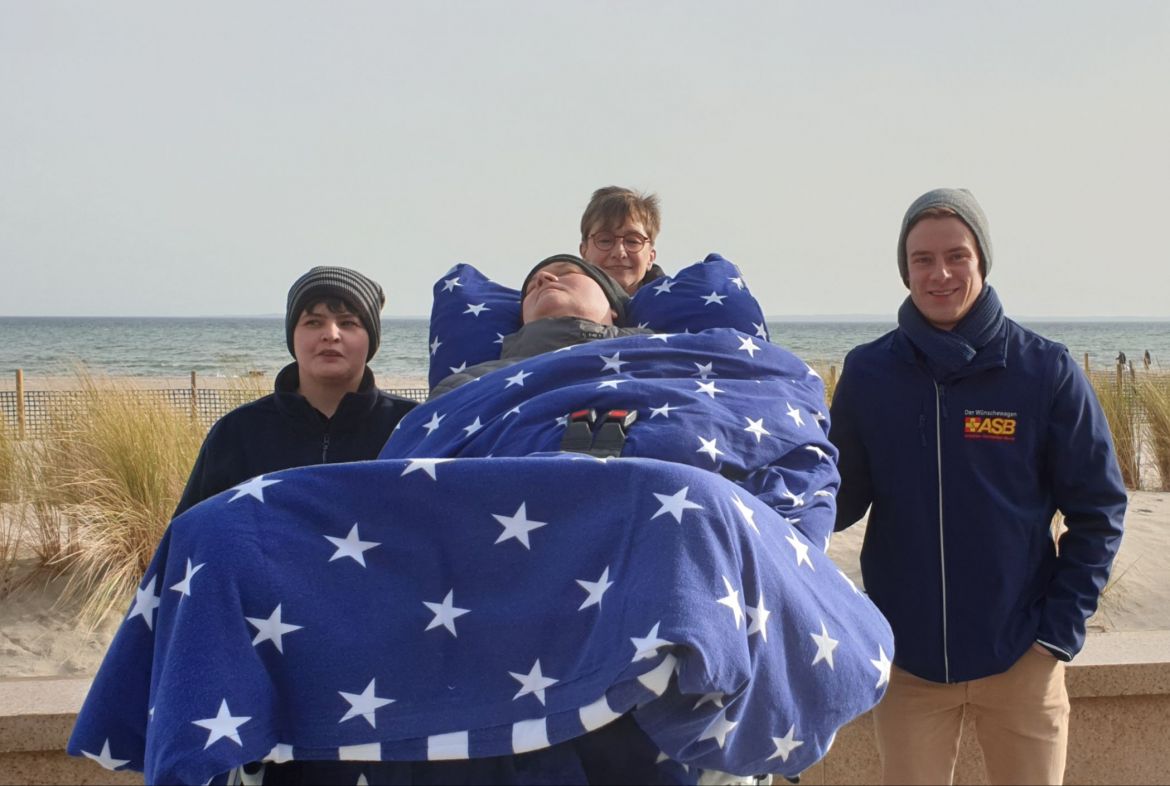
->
xmin=520 ymin=254 xmax=631 ymax=326
xmin=897 ymin=188 xmax=993 ymax=287
xmin=285 ymin=266 xmax=385 ymax=360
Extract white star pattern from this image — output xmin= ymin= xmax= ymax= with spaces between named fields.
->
xmin=696 ymin=436 xmax=724 ymax=463
xmin=128 ymin=576 xmax=160 ymax=630
xmin=810 ymin=621 xmax=839 ymax=669
xmin=838 ymin=569 xmax=861 ymax=594
xmin=695 ymin=380 xmax=725 ymax=399
xmin=324 ymin=524 xmax=380 ymax=567
xmin=805 ymin=445 xmax=830 ymax=461
xmin=805 ymin=364 xmax=821 ymax=379
xmin=754 ymin=322 xmax=768 ymax=339
xmin=648 ymin=333 xmax=672 ymax=341
xmin=339 ymin=679 xmax=395 ymax=728
xmin=228 ymin=475 xmax=281 ymax=504
xmin=422 ymin=413 xmax=444 ymax=436
xmin=599 ymin=353 xmax=627 ymax=373
xmin=576 ymin=566 xmax=614 ymax=610
xmin=785 ymin=530 xmax=814 ymax=570
xmin=597 ymin=379 xmax=628 ymax=389
xmin=423 ymin=590 xmax=471 ymax=637
xmin=245 ymin=605 xmax=302 ymax=653
xmin=653 ymin=279 xmax=676 ymax=295
xmin=510 ymin=659 xmax=558 ymax=705
xmin=401 ymin=458 xmax=452 ymax=480
xmin=701 ymin=291 xmax=727 ymax=306
xmin=871 ymin=646 xmax=892 ymax=689
xmin=746 ymin=590 xmax=772 ymax=641
xmin=730 ymin=493 xmax=759 ymax=534
xmin=441 ymin=277 xmax=462 ymax=292
xmin=693 ymin=692 xmax=724 ymax=710
xmin=729 ymin=276 xmax=745 ymax=290
xmin=699 ymin=708 xmax=738 ymax=748
xmin=448 ymin=361 xmax=468 ymax=375
xmin=494 ymin=332 xmax=506 ymax=345
xmin=169 ymin=558 xmax=205 ymax=598
xmin=737 ymin=336 xmax=760 ymax=357
xmin=783 ymin=489 xmax=806 ymax=507
xmin=429 ymin=336 xmax=442 ymax=355
xmin=692 ymin=362 xmax=716 ymax=379
xmin=768 ymin=725 xmax=804 ymax=762
xmin=744 ymin=417 xmax=770 ymax=442
xmin=463 ymin=303 xmax=490 ymax=316
xmin=504 ymin=405 xmax=522 ymax=418
xmin=505 ymin=369 xmax=532 ymax=388
xmin=651 ymin=487 xmax=703 ymax=524
xmin=785 ymin=402 xmax=805 ymax=428
xmin=716 ymin=575 xmax=745 ymax=629
xmin=81 ymin=739 xmax=130 ymax=770
xmin=462 ymin=417 xmax=483 ymax=437
xmin=492 ymin=502 xmax=548 ymax=549
xmin=630 ymin=621 xmax=673 ymax=661
xmin=193 ymin=699 xmax=251 ymax=749
xmin=555 ymin=414 xmax=569 ymax=427
xmin=649 ymin=402 xmax=677 ymax=418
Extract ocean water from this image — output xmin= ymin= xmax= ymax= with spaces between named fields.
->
xmin=1 ymin=316 xmax=1167 ymax=381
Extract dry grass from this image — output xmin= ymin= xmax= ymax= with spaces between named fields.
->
xmin=24 ymin=373 xmax=206 ymax=622
xmin=0 ymin=416 xmax=17 ymax=504
xmin=1139 ymin=374 xmax=1170 ymax=491
xmin=1089 ymin=372 xmax=1141 ymax=489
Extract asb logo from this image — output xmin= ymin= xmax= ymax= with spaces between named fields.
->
xmin=963 ymin=410 xmax=1018 ymax=442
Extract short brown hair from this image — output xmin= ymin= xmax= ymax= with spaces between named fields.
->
xmin=579 ymin=186 xmax=661 ymax=243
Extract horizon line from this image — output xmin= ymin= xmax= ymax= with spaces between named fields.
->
xmin=3 ymin=313 xmax=1170 ymax=322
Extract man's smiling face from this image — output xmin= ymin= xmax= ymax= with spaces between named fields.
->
xmin=905 ymin=216 xmax=984 ymax=331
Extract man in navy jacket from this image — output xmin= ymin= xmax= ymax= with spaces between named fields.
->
xmin=830 ymin=188 xmax=1126 ymax=785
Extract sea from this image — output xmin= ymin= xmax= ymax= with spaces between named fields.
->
xmin=2 ymin=316 xmax=1168 ymax=382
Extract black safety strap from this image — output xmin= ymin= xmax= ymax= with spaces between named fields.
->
xmin=558 ymin=408 xmax=637 ymax=457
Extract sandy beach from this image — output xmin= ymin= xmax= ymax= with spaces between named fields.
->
xmin=1 ymin=491 xmax=1165 ymax=680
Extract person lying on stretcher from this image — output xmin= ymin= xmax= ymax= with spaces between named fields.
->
xmin=429 ymin=254 xmax=650 ymax=399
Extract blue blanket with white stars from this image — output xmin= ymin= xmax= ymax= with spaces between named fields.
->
xmin=68 ymin=328 xmax=893 ymax=785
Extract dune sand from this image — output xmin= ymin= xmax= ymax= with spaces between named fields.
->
xmin=1 ymin=491 xmax=1165 ymax=679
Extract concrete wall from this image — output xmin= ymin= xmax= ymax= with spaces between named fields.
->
xmin=2 ymin=631 xmax=1167 ymax=785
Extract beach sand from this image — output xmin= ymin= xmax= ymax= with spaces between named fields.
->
xmin=1 ymin=491 xmax=1165 ymax=679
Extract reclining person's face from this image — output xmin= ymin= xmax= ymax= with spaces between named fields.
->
xmin=522 ymin=262 xmax=617 ymax=326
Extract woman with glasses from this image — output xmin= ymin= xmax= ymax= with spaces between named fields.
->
xmin=578 ymin=185 xmax=666 ymax=295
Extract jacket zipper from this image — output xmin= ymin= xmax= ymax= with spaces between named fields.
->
xmin=321 ymin=432 xmax=330 ymax=463
xmin=933 ymin=380 xmax=950 ymax=683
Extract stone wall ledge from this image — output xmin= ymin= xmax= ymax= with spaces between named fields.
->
xmin=1 ymin=629 xmax=1168 ymax=784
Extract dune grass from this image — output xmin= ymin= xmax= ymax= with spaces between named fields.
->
xmin=1138 ymin=374 xmax=1170 ymax=491
xmin=1089 ymin=372 xmax=1141 ymax=489
xmin=21 ymin=373 xmax=206 ymax=622
xmin=0 ymin=416 xmax=17 ymax=505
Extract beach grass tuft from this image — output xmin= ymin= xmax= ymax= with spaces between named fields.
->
xmin=1089 ymin=372 xmax=1141 ymax=489
xmin=31 ymin=372 xmax=205 ymax=622
xmin=1139 ymin=374 xmax=1170 ymax=491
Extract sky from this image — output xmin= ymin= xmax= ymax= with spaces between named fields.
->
xmin=1 ymin=1 xmax=1168 ymax=319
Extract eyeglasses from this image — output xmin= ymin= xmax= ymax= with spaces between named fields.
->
xmin=589 ymin=232 xmax=651 ymax=253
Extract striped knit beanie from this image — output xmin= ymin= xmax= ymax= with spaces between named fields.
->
xmin=285 ymin=266 xmax=385 ymax=360
xmin=897 ymin=188 xmax=993 ymax=287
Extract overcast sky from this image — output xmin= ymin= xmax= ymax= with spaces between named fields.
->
xmin=2 ymin=1 xmax=1167 ymax=318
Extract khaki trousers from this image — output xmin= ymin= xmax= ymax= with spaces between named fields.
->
xmin=872 ymin=647 xmax=1070 ymax=785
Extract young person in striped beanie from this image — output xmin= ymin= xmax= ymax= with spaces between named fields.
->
xmin=174 ymin=265 xmax=417 ymax=516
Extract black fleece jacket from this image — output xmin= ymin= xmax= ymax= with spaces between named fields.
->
xmin=174 ymin=363 xmax=417 ymax=516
